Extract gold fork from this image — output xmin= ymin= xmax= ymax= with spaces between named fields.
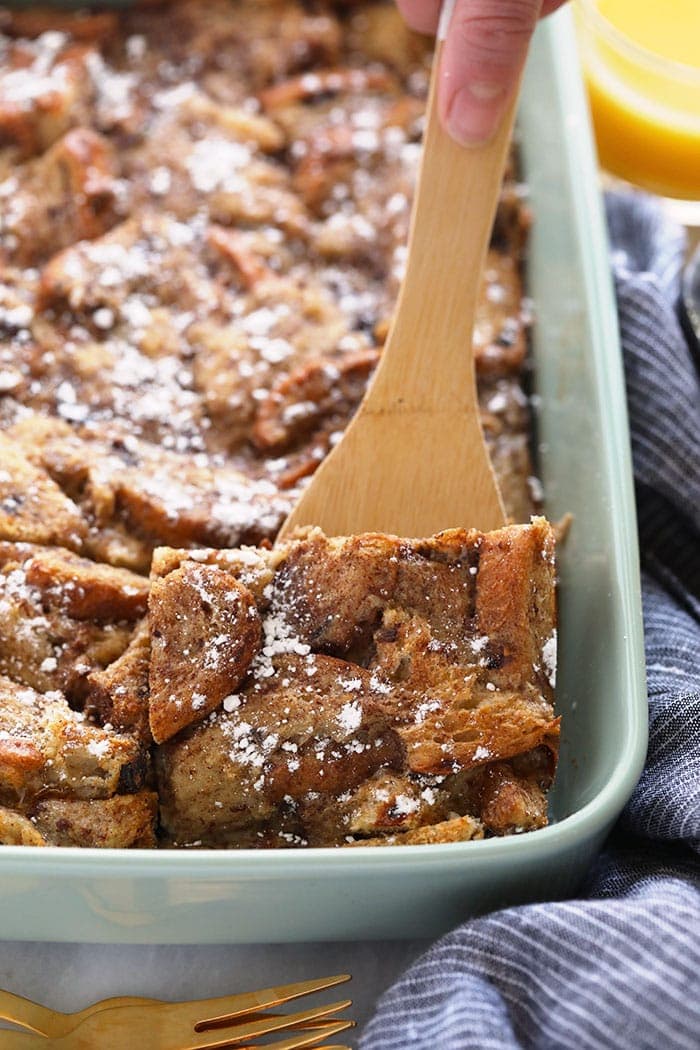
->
xmin=0 ymin=975 xmax=353 ymax=1049
xmin=0 ymin=990 xmax=158 ymax=1038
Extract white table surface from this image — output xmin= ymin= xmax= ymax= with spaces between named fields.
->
xmin=0 ymin=939 xmax=430 ymax=1046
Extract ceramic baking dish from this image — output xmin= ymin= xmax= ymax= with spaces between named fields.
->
xmin=0 ymin=7 xmax=647 ymax=944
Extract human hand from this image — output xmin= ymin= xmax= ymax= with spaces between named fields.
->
xmin=396 ymin=0 xmax=569 ymax=145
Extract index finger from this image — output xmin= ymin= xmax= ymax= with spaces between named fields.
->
xmin=397 ymin=1 xmax=566 ymax=38
xmin=395 ymin=0 xmax=442 ymax=34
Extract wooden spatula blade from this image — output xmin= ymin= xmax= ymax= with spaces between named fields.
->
xmin=279 ymin=404 xmax=505 ymax=540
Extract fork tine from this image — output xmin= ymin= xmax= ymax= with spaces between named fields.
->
xmin=168 ymin=975 xmax=351 ymax=1030
xmin=199 ymin=1010 xmax=348 ymax=1032
xmin=180 ymin=1018 xmax=354 ymax=1050
xmin=194 ymin=999 xmax=351 ymax=1039
xmin=242 ymin=1022 xmax=354 ymax=1050
xmin=241 ymin=1020 xmax=354 ymax=1050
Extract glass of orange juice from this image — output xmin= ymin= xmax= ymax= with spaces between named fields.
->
xmin=575 ymin=0 xmax=700 ymax=217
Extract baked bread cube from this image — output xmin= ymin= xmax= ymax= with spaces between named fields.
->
xmin=0 ymin=541 xmax=148 ymax=702
xmin=0 ymin=35 xmax=95 ymax=157
xmin=2 ymin=128 xmax=118 ymax=267
xmin=0 ymin=433 xmax=87 ymax=552
xmin=0 ymin=674 xmax=156 ymax=847
xmin=84 ymin=618 xmax=152 ymax=745
xmin=0 ymin=793 xmax=157 ymax=848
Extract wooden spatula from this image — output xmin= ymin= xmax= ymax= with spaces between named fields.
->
xmin=279 ymin=2 xmax=513 ymax=541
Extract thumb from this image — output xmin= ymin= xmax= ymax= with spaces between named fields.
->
xmin=438 ymin=0 xmax=542 ymax=146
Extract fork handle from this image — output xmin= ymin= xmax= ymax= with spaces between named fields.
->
xmin=0 ymin=990 xmax=56 ymax=1036
xmin=0 ymin=1030 xmax=44 ymax=1048
xmin=367 ymin=39 xmax=519 ymax=412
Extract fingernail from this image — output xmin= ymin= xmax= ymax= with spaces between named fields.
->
xmin=446 ymin=83 xmax=507 ymax=146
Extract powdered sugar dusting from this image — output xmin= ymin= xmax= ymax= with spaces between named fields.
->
xmin=542 ymin=629 xmax=557 ymax=687
xmin=253 ymin=604 xmax=310 ymax=680
xmin=86 ymin=737 xmax=110 ymax=758
xmin=337 ymin=699 xmax=362 ymax=734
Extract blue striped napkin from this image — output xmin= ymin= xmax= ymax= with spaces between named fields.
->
xmin=359 ymin=193 xmax=700 ymax=1050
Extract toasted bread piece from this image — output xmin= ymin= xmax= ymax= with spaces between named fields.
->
xmin=20 ymin=544 xmax=148 ymax=621
xmin=478 ymin=748 xmax=554 ymax=835
xmin=2 ymin=128 xmax=118 ymax=267
xmin=0 ymin=675 xmax=147 ymax=805
xmin=474 ymin=518 xmax=556 ymax=694
xmin=148 ymin=563 xmax=261 ymax=742
xmin=0 ymin=38 xmax=95 ymax=157
xmin=150 ymin=544 xmax=283 ymax=601
xmin=0 ymin=806 xmax=46 ymax=846
xmin=155 ymin=652 xmax=404 ymax=847
xmin=0 ymin=793 xmax=157 ymax=848
xmin=0 ymin=542 xmax=145 ymax=700
xmin=0 ymin=434 xmax=87 ymax=551
xmin=301 ymin=768 xmax=453 ymax=844
xmin=85 ymin=617 xmax=152 ymax=743
xmin=29 ymin=792 xmax=158 ymax=848
xmin=5 ymin=415 xmax=289 ymax=573
xmin=345 ymin=814 xmax=484 ymax=847
xmin=155 ymin=521 xmax=558 ymax=847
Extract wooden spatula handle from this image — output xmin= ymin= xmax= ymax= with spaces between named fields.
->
xmin=367 ymin=44 xmax=519 ymax=412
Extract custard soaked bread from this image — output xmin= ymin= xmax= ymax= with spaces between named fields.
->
xmin=0 ymin=2 xmax=552 ymax=848
xmin=154 ymin=520 xmax=558 ymax=847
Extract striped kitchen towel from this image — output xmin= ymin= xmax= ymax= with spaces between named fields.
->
xmin=359 ymin=194 xmax=700 ymax=1049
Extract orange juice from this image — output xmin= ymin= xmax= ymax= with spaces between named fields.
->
xmin=576 ymin=0 xmax=700 ymax=200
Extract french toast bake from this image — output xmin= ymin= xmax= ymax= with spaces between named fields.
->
xmin=0 ymin=1 xmax=557 ymax=848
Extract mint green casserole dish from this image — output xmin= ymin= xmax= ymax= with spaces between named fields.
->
xmin=0 ymin=8 xmax=647 ymax=943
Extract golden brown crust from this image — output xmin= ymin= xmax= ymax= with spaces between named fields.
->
xmin=0 ymin=806 xmax=48 ymax=846
xmin=0 ymin=669 xmax=155 ymax=846
xmin=479 ymin=761 xmax=549 ymax=836
xmin=20 ymin=545 xmax=148 ymax=622
xmin=0 ymin=10 xmax=119 ymax=44
xmin=0 ymin=37 xmax=95 ymax=158
xmin=475 ymin=517 xmax=556 ymax=697
xmin=253 ymin=349 xmax=380 ymax=457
